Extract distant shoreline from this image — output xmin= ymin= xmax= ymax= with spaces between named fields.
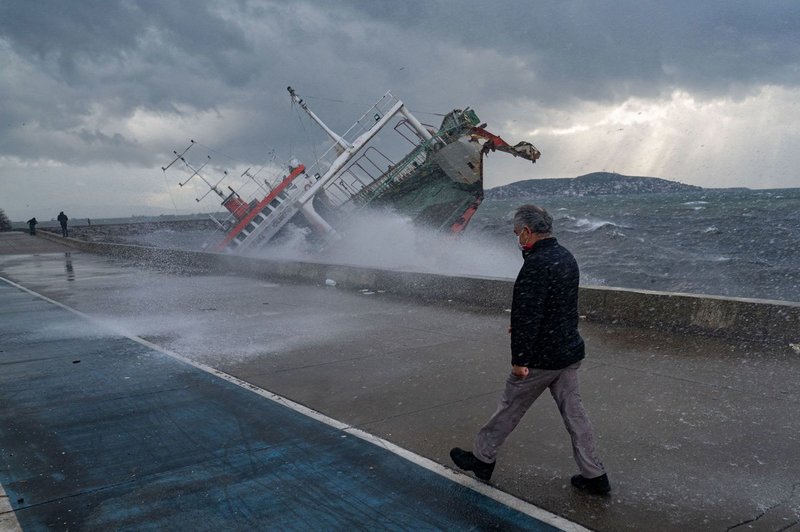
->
xmin=482 ymin=171 xmax=800 ymax=200
xmin=486 ymin=171 xmax=702 ymax=199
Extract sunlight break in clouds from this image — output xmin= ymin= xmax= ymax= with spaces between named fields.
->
xmin=491 ymin=86 xmax=800 ymax=188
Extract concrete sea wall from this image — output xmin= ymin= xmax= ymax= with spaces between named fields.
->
xmin=40 ymin=232 xmax=800 ymax=344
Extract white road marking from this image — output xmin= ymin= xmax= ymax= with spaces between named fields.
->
xmin=0 ymin=483 xmax=23 ymax=532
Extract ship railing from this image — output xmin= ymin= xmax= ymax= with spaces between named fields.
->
xmin=301 ymin=147 xmax=337 ymax=183
xmin=320 ymin=182 xmax=356 ymax=210
xmin=335 ymin=115 xmax=478 ymax=218
xmin=304 ymin=95 xmax=425 ymax=210
xmin=350 ymin=149 xmax=428 ymax=206
xmin=339 ymin=91 xmax=401 ymax=146
xmin=318 ymin=147 xmax=397 ymax=209
xmin=351 ymin=130 xmax=439 ymax=205
xmin=299 ymin=92 xmax=403 ymax=184
xmin=315 ymin=117 xmax=465 ymax=212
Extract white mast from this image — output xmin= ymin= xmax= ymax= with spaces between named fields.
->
xmin=287 ymin=86 xmax=350 ymax=153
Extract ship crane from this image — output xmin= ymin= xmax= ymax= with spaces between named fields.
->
xmin=470 ymin=126 xmax=541 ymax=163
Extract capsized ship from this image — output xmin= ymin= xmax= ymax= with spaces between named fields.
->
xmin=162 ymin=87 xmax=540 ymax=254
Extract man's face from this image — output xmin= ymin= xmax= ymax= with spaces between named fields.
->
xmin=514 ymin=225 xmax=530 ymax=248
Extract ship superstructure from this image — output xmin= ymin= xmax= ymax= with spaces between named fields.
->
xmin=162 ymin=87 xmax=540 ymax=254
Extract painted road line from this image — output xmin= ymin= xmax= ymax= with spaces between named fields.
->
xmin=0 ymin=276 xmax=589 ymax=532
xmin=0 ymin=483 xmax=23 ymax=532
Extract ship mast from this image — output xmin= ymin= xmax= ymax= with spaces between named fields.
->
xmin=287 ymin=86 xmax=350 ymax=153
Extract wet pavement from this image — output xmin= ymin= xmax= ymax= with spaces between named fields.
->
xmin=1 ymin=232 xmax=799 ymax=531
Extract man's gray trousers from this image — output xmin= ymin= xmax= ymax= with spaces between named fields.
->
xmin=473 ymin=362 xmax=606 ymax=479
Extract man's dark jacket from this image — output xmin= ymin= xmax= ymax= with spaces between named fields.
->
xmin=510 ymin=237 xmax=585 ymax=369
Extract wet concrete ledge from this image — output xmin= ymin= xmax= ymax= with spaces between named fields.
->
xmin=39 ymin=231 xmax=800 ymax=344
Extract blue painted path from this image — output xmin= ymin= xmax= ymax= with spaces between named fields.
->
xmin=0 ymin=281 xmax=562 ymax=530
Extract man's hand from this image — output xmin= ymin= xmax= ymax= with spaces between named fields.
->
xmin=512 ymin=365 xmax=529 ymax=378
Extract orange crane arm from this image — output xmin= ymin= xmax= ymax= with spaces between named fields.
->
xmin=470 ymin=126 xmax=541 ymax=163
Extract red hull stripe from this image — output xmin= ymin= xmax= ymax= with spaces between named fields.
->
xmin=214 ymin=165 xmax=306 ymax=251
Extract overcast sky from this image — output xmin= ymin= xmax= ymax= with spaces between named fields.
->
xmin=2 ymin=0 xmax=799 ymax=220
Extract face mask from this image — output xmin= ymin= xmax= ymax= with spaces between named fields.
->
xmin=516 ymin=228 xmax=535 ymax=251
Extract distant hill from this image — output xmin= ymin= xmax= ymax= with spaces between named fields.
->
xmin=486 ymin=172 xmax=702 ymax=199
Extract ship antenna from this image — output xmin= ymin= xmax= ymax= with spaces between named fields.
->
xmin=175 ymin=154 xmax=226 ymax=201
xmin=161 ymin=140 xmax=195 ymax=172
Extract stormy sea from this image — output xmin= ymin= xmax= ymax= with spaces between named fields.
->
xmin=470 ymin=187 xmax=800 ymax=303
xmin=65 ymin=187 xmax=800 ymax=304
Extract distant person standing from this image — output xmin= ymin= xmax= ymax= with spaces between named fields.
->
xmin=450 ymin=204 xmax=610 ymax=495
xmin=27 ymin=217 xmax=37 ymax=235
xmin=57 ymin=211 xmax=69 ymax=237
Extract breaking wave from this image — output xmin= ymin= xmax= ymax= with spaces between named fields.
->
xmin=571 ymin=218 xmax=624 ymax=232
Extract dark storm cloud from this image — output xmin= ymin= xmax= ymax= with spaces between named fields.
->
xmin=0 ymin=1 xmax=417 ymax=168
xmin=1 ymin=0 xmax=799 ymax=170
xmin=0 ymin=0 xmax=261 ymax=166
xmin=0 ymin=0 xmax=252 ymax=104
xmin=337 ymin=0 xmax=800 ymax=101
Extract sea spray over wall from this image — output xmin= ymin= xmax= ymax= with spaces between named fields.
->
xmin=254 ymin=211 xmax=523 ymax=279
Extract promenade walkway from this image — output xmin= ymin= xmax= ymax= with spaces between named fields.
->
xmin=1 ymin=232 xmax=798 ymax=531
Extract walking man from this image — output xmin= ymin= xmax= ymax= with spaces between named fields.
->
xmin=27 ymin=217 xmax=37 ymax=235
xmin=57 ymin=211 xmax=68 ymax=237
xmin=450 ymin=204 xmax=610 ymax=495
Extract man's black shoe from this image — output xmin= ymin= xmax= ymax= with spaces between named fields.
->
xmin=571 ymin=473 xmax=611 ymax=495
xmin=450 ymin=447 xmax=495 ymax=481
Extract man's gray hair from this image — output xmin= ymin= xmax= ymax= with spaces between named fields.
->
xmin=514 ymin=204 xmax=553 ymax=234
